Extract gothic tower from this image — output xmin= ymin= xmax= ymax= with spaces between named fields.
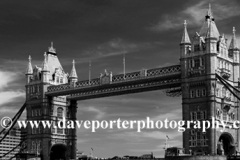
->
xmin=181 ymin=5 xmax=240 ymax=155
xmin=25 ymin=43 xmax=77 ymax=160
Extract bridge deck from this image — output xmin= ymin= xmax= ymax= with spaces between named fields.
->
xmin=46 ymin=65 xmax=181 ymax=100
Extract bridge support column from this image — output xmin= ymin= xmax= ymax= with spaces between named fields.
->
xmin=70 ymin=100 xmax=78 ymax=159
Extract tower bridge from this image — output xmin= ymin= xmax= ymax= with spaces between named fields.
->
xmin=2 ymin=4 xmax=240 ymax=160
xmin=46 ymin=64 xmax=181 ymax=100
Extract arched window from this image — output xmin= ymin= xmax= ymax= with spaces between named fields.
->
xmin=223 ymin=111 xmax=228 ymax=121
xmin=197 ymin=111 xmax=202 ymax=120
xmin=203 ymin=111 xmax=207 ymax=119
xmin=192 ymin=112 xmax=196 ymax=120
xmin=216 ymin=109 xmax=220 ymax=119
xmin=190 ymin=90 xmax=195 ymax=98
xmin=32 ymin=141 xmax=36 ymax=151
xmin=222 ymin=87 xmax=226 ymax=97
xmin=56 ymin=76 xmax=60 ymax=83
xmin=39 ymin=141 xmax=42 ymax=151
xmin=60 ymin=77 xmax=63 ymax=83
xmin=57 ymin=107 xmax=63 ymax=117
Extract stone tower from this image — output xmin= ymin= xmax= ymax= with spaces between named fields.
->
xmin=25 ymin=43 xmax=77 ymax=160
xmin=180 ymin=5 xmax=240 ymax=155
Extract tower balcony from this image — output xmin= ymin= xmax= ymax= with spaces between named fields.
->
xmin=220 ymin=68 xmax=231 ymax=79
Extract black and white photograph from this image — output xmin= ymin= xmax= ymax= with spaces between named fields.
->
xmin=1 ymin=0 xmax=240 ymax=160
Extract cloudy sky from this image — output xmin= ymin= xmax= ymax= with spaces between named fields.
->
xmin=1 ymin=0 xmax=240 ymax=158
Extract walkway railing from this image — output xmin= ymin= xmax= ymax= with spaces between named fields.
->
xmin=47 ymin=64 xmax=181 ymax=93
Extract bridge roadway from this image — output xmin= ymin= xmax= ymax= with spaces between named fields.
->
xmin=45 ymin=64 xmax=181 ymax=100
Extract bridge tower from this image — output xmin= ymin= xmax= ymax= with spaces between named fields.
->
xmin=180 ymin=5 xmax=240 ymax=155
xmin=25 ymin=43 xmax=77 ymax=160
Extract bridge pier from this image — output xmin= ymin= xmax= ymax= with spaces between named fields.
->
xmin=69 ymin=100 xmax=78 ymax=160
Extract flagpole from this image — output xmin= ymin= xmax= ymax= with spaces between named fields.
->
xmin=91 ymin=148 xmax=93 ymax=159
xmin=165 ymin=136 xmax=167 ymax=150
xmin=123 ymin=53 xmax=125 ymax=79
xmin=89 ymin=61 xmax=91 ymax=85
xmin=166 ymin=135 xmax=169 ymax=149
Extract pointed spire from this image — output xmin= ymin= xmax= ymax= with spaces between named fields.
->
xmin=206 ymin=18 xmax=219 ymax=39
xmin=69 ymin=59 xmax=78 ymax=79
xmin=181 ymin=20 xmax=191 ymax=44
xmin=48 ymin=42 xmax=56 ymax=53
xmin=42 ymin=52 xmax=49 ymax=71
xmin=200 ymin=4 xmax=219 ymax=38
xmin=229 ymin=27 xmax=239 ymax=50
xmin=206 ymin=20 xmax=213 ymax=38
xmin=206 ymin=4 xmax=214 ymax=21
xmin=26 ymin=55 xmax=33 ymax=74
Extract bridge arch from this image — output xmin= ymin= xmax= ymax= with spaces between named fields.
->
xmin=50 ymin=143 xmax=68 ymax=160
xmin=218 ymin=132 xmax=235 ymax=155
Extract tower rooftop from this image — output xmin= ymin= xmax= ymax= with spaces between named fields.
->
xmin=199 ymin=4 xmax=220 ymax=39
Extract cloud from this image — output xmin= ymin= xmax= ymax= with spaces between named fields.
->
xmin=82 ymin=38 xmax=153 ymax=58
xmin=78 ymin=106 xmax=106 ymax=119
xmin=0 ymin=70 xmax=21 ymax=90
xmin=0 ymin=90 xmax=25 ymax=106
xmin=0 ymin=70 xmax=25 ymax=107
xmin=149 ymin=0 xmax=240 ymax=32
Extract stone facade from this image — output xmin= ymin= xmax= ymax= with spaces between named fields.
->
xmin=25 ymin=44 xmax=78 ymax=160
xmin=180 ymin=5 xmax=240 ymax=155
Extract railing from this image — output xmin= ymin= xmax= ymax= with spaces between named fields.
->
xmin=47 ymin=65 xmax=181 ymax=93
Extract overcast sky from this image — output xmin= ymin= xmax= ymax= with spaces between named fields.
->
xmin=1 ymin=0 xmax=240 ymax=158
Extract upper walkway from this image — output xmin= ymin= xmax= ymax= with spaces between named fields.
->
xmin=46 ymin=64 xmax=181 ymax=100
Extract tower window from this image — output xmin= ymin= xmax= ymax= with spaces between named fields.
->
xmin=50 ymin=107 xmax=53 ymax=116
xmin=57 ymin=107 xmax=63 ymax=117
xmin=201 ymin=58 xmax=205 ymax=66
xmin=223 ymin=111 xmax=227 ymax=121
xmin=60 ymin=77 xmax=63 ymax=83
xmin=57 ymin=121 xmax=64 ymax=134
xmin=194 ymin=59 xmax=200 ymax=68
xmin=189 ymin=60 xmax=192 ymax=68
xmin=51 ymin=122 xmax=55 ymax=133
xmin=194 ymin=44 xmax=200 ymax=51
xmin=202 ymin=89 xmax=206 ymax=96
xmin=32 ymin=141 xmax=36 ymax=151
xmin=196 ymin=89 xmax=201 ymax=97
xmin=222 ymin=87 xmax=226 ymax=97
xmin=192 ymin=141 xmax=196 ymax=147
xmin=192 ymin=112 xmax=196 ymax=120
xmin=191 ymin=130 xmax=195 ymax=135
xmin=203 ymin=111 xmax=207 ymax=119
xmin=56 ymin=76 xmax=60 ymax=83
xmin=190 ymin=90 xmax=195 ymax=98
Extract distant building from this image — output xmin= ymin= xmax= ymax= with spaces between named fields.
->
xmin=165 ymin=147 xmax=187 ymax=157
xmin=0 ymin=128 xmax=26 ymax=160
xmin=77 ymin=151 xmax=87 ymax=159
xmin=139 ymin=152 xmax=154 ymax=159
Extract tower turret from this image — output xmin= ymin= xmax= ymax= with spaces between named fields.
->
xmin=229 ymin=27 xmax=240 ymax=82
xmin=25 ymin=55 xmax=33 ymax=84
xmin=229 ymin=27 xmax=239 ymax=51
xmin=180 ymin=20 xmax=191 ymax=58
xmin=69 ymin=59 xmax=78 ymax=84
xmin=41 ymin=52 xmax=50 ymax=83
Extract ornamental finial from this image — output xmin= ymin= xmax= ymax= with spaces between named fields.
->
xmin=48 ymin=42 xmax=56 ymax=53
xmin=233 ymin=27 xmax=236 ymax=35
xmin=184 ymin=20 xmax=187 ymax=27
